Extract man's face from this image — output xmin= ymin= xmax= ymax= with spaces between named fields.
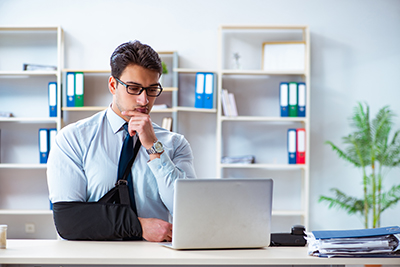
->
xmin=109 ymin=64 xmax=160 ymax=120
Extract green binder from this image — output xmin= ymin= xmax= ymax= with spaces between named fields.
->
xmin=288 ymin=82 xmax=298 ymax=117
xmin=74 ymin=72 xmax=84 ymax=107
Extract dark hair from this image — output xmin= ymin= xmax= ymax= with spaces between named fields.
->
xmin=110 ymin=40 xmax=162 ymax=79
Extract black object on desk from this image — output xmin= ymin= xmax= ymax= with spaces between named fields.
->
xmin=270 ymin=225 xmax=307 ymax=246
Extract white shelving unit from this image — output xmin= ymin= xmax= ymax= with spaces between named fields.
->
xmin=216 ymin=25 xmax=310 ymax=230
xmin=0 ymin=26 xmax=64 ymax=219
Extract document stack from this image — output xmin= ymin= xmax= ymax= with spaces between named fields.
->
xmin=307 ymin=226 xmax=400 ymax=258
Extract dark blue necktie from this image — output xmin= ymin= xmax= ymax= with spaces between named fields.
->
xmin=118 ymin=123 xmax=139 ymax=214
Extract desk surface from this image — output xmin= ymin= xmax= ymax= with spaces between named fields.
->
xmin=0 ymin=240 xmax=399 ymax=266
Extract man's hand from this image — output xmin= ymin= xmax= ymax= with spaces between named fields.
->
xmin=138 ymin=217 xmax=173 ymax=242
xmin=121 ymin=110 xmax=157 ymax=150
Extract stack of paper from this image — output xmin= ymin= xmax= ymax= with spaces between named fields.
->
xmin=307 ymin=226 xmax=400 ymax=258
xmin=221 ymin=155 xmax=255 ymax=164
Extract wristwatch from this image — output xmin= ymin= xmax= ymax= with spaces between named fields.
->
xmin=146 ymin=140 xmax=164 ymax=155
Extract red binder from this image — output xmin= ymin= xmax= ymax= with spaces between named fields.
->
xmin=296 ymin=128 xmax=306 ymax=164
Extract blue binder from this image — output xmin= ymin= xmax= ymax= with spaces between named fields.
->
xmin=48 ymin=128 xmax=57 ymax=153
xmin=66 ymin=72 xmax=75 ymax=107
xmin=312 ymin=226 xmax=400 ymax=240
xmin=204 ymin=73 xmax=215 ymax=109
xmin=287 ymin=128 xmax=297 ymax=164
xmin=48 ymin=82 xmax=57 ymax=117
xmin=297 ymin=82 xmax=306 ymax=117
xmin=39 ymin=128 xmax=49 ymax=164
xmin=279 ymin=82 xmax=289 ymax=117
xmin=194 ymin=73 xmax=205 ymax=108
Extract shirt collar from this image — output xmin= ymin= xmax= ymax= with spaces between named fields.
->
xmin=106 ymin=104 xmax=127 ymax=134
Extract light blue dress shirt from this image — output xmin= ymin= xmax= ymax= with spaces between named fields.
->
xmin=47 ymin=106 xmax=196 ymax=222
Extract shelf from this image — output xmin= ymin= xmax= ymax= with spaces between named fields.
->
xmin=220 ymin=25 xmax=308 ymax=30
xmin=62 ymin=69 xmax=109 ymax=73
xmin=0 ymin=26 xmax=60 ymax=31
xmin=0 ymin=209 xmax=52 ymax=215
xmin=220 ymin=163 xmax=307 ymax=170
xmin=62 ymin=106 xmax=106 ymax=112
xmin=221 ymin=69 xmax=306 ymax=76
xmin=174 ymin=68 xmax=217 ymax=74
xmin=221 ymin=116 xmax=307 ymax=123
xmin=151 ymin=108 xmax=175 ymax=113
xmin=272 ymin=210 xmax=305 ymax=216
xmin=0 ymin=70 xmax=58 ymax=76
xmin=0 ymin=164 xmax=47 ymax=169
xmin=176 ymin=107 xmax=217 ymax=113
xmin=0 ymin=117 xmax=58 ymax=123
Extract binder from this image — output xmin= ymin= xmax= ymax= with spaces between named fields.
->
xmin=296 ymin=128 xmax=306 ymax=164
xmin=74 ymin=72 xmax=84 ymax=107
xmin=279 ymin=82 xmax=289 ymax=117
xmin=228 ymin=92 xmax=238 ymax=116
xmin=49 ymin=128 xmax=57 ymax=154
xmin=48 ymin=82 xmax=57 ymax=117
xmin=221 ymin=89 xmax=231 ymax=116
xmin=204 ymin=73 xmax=215 ymax=109
xmin=39 ymin=128 xmax=49 ymax=164
xmin=194 ymin=73 xmax=205 ymax=108
xmin=288 ymin=82 xmax=298 ymax=117
xmin=312 ymin=226 xmax=400 ymax=240
xmin=297 ymin=82 xmax=306 ymax=117
xmin=287 ymin=128 xmax=297 ymax=164
xmin=66 ymin=72 xmax=75 ymax=107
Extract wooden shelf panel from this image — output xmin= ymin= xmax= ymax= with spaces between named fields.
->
xmin=0 ymin=117 xmax=58 ymax=123
xmin=0 ymin=70 xmax=58 ymax=76
xmin=221 ymin=70 xmax=306 ymax=76
xmin=0 ymin=164 xmax=47 ymax=169
xmin=221 ymin=116 xmax=307 ymax=123
xmin=220 ymin=163 xmax=307 ymax=170
xmin=0 ymin=209 xmax=52 ymax=215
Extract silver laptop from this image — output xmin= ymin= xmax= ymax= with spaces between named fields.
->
xmin=162 ymin=178 xmax=273 ymax=250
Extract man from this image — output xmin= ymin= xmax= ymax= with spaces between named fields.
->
xmin=47 ymin=40 xmax=196 ymax=241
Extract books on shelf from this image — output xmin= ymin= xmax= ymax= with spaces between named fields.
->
xmin=194 ymin=72 xmax=216 ymax=109
xmin=280 ymin=82 xmax=306 ymax=118
xmin=287 ymin=128 xmax=306 ymax=164
xmin=162 ymin=117 xmax=173 ymax=131
xmin=38 ymin=128 xmax=57 ymax=164
xmin=307 ymin=226 xmax=400 ymax=258
xmin=23 ymin=63 xmax=57 ymax=71
xmin=221 ymin=155 xmax=255 ymax=164
xmin=66 ymin=72 xmax=84 ymax=107
xmin=221 ymin=89 xmax=238 ymax=116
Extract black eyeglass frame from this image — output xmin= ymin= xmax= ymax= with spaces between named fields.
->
xmin=114 ymin=77 xmax=163 ymax=97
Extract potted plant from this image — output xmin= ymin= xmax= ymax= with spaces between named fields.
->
xmin=320 ymin=102 xmax=400 ymax=228
xmin=160 ymin=61 xmax=168 ymax=86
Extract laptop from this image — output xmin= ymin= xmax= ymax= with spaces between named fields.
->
xmin=162 ymin=178 xmax=273 ymax=250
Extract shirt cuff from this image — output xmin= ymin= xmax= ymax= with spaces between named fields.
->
xmin=147 ymin=152 xmax=175 ymax=177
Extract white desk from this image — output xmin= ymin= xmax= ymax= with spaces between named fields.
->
xmin=0 ymin=240 xmax=399 ymax=266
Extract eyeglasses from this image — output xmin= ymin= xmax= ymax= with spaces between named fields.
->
xmin=115 ymin=77 xmax=163 ymax=97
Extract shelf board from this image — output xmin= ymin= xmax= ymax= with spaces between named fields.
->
xmin=151 ymin=108 xmax=175 ymax=113
xmin=221 ymin=116 xmax=307 ymax=123
xmin=272 ymin=210 xmax=305 ymax=216
xmin=62 ymin=106 xmax=106 ymax=111
xmin=157 ymin=51 xmax=177 ymax=55
xmin=0 ymin=117 xmax=58 ymax=123
xmin=0 ymin=26 xmax=60 ymax=31
xmin=62 ymin=69 xmax=110 ymax=73
xmin=0 ymin=209 xmax=52 ymax=215
xmin=220 ymin=25 xmax=308 ymax=31
xmin=173 ymin=68 xmax=217 ymax=74
xmin=221 ymin=69 xmax=306 ymax=76
xmin=163 ymin=87 xmax=178 ymax=92
xmin=0 ymin=70 xmax=58 ymax=76
xmin=220 ymin=163 xmax=307 ymax=170
xmin=176 ymin=107 xmax=217 ymax=113
xmin=0 ymin=163 xmax=47 ymax=169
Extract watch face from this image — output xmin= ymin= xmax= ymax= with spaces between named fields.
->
xmin=154 ymin=141 xmax=163 ymax=152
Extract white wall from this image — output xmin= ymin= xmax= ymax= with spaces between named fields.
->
xmin=0 ymin=0 xmax=399 ymax=232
